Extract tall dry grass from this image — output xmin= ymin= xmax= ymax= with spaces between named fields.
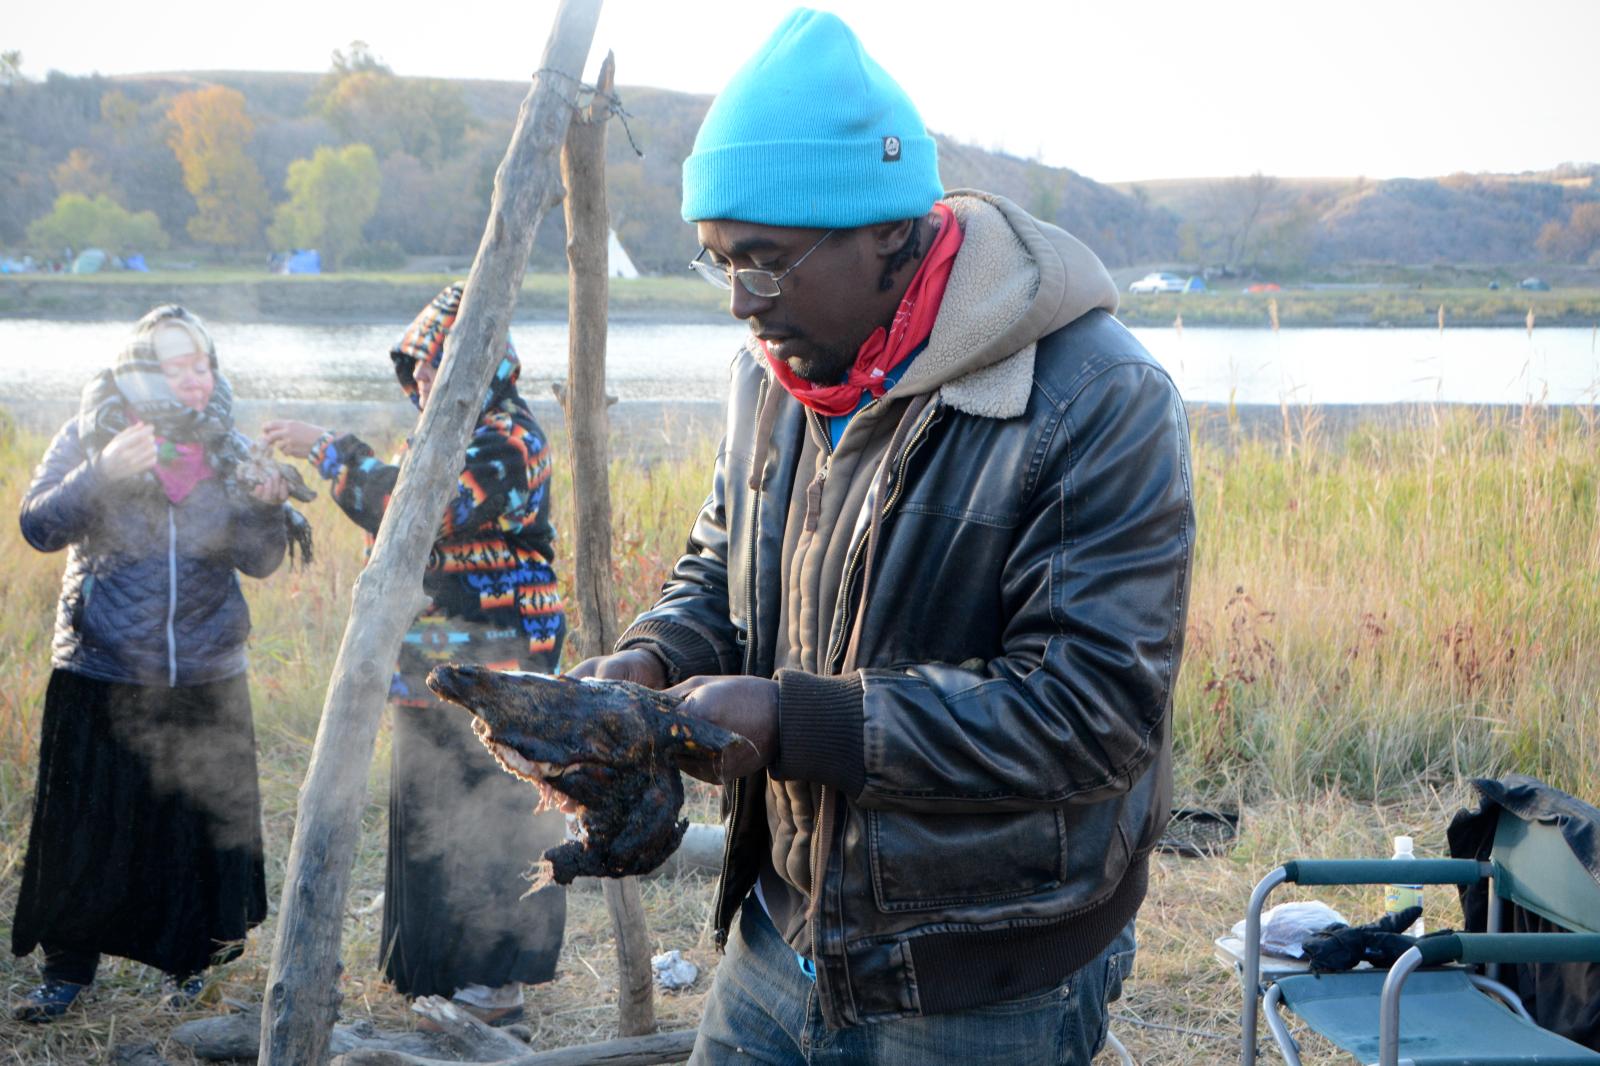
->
xmin=0 ymin=401 xmax=1595 ymax=1062
xmin=1177 ymin=402 xmax=1600 ymax=806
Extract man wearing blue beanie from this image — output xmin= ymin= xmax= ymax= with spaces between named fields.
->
xmin=572 ymin=9 xmax=1194 ymax=1063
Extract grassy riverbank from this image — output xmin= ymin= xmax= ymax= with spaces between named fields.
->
xmin=5 ymin=271 xmax=1600 ymax=328
xmin=0 ymin=272 xmax=728 ymax=325
xmin=1 ymin=404 xmax=1596 ymax=1062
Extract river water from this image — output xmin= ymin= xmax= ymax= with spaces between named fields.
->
xmin=3 ymin=319 xmax=1597 ymax=409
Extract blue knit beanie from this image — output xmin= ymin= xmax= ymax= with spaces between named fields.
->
xmin=681 ymin=8 xmax=943 ymax=228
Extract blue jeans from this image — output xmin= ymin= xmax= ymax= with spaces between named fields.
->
xmin=690 ymin=900 xmax=1136 ymax=1065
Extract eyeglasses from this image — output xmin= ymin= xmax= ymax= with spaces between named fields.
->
xmin=688 ymin=230 xmax=835 ymax=298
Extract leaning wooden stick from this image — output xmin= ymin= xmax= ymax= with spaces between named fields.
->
xmin=257 ymin=3 xmax=604 ymax=1063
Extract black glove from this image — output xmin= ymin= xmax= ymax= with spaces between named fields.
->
xmin=1303 ymin=907 xmax=1424 ymax=973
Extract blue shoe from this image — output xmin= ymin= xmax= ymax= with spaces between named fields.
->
xmin=12 ymin=979 xmax=86 ymax=1022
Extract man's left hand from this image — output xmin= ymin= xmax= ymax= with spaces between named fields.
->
xmin=669 ymin=675 xmax=778 ymax=783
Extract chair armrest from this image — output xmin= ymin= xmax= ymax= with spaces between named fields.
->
xmin=1415 ymin=931 xmax=1600 ymax=967
xmin=1281 ymin=858 xmax=1487 ymax=886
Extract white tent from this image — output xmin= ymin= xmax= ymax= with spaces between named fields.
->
xmin=607 ymin=229 xmax=640 ymax=279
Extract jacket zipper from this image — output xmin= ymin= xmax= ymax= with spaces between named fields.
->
xmin=714 ymin=377 xmax=770 ymax=948
xmin=809 ymin=781 xmax=834 ymax=1019
xmin=741 ymin=377 xmax=768 ymax=676
xmin=165 ymin=506 xmax=178 ymax=687
xmin=712 ymin=775 xmax=743 ymax=950
xmin=808 ymin=401 xmax=936 ymax=1024
xmin=823 ymin=402 xmax=940 ymax=673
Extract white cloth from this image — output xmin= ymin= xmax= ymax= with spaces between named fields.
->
xmin=451 ymin=981 xmax=524 ymax=1010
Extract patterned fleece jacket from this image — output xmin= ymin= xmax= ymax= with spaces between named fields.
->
xmin=310 ymin=285 xmax=564 ymax=658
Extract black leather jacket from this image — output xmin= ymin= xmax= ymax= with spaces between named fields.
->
xmin=621 ymin=305 xmax=1194 ymax=1026
xmin=21 ymin=419 xmax=288 ymax=687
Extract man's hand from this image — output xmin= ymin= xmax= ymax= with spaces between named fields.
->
xmin=261 ymin=419 xmax=329 ymax=459
xmin=566 ymin=648 xmax=669 ymax=689
xmin=670 ymin=675 xmax=778 ymax=783
xmin=97 ymin=423 xmax=158 ymax=481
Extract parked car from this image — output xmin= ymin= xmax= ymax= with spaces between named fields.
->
xmin=1129 ymin=272 xmax=1188 ymax=294
xmin=1519 ymin=277 xmax=1551 ymax=291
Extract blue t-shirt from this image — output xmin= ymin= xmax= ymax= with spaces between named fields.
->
xmin=826 ymin=344 xmax=923 ymax=449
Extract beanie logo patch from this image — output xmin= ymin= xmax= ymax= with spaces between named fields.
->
xmin=882 ymin=136 xmax=902 ymax=163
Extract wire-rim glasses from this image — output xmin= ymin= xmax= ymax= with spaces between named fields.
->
xmin=688 ymin=230 xmax=836 ymax=298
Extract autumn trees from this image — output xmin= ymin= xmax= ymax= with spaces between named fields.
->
xmin=0 ymin=42 xmax=488 ymax=268
xmin=267 ymin=145 xmax=381 ymax=269
xmin=166 ymin=85 xmax=271 ymax=249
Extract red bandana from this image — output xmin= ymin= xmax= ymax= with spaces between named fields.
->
xmin=764 ymin=202 xmax=963 ymax=416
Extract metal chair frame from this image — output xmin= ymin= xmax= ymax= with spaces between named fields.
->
xmin=1240 ymin=847 xmax=1600 ymax=1066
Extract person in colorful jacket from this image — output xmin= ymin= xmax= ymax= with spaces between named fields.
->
xmin=264 ymin=283 xmax=566 ymax=1026
xmin=12 ymin=305 xmax=299 ymax=1022
xmin=569 ymin=10 xmax=1194 ymax=1065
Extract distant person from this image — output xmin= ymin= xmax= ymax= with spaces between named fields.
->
xmin=568 ymin=10 xmax=1193 ymax=1064
xmin=12 ymin=305 xmax=305 ymax=1022
xmin=263 ymin=283 xmax=567 ymax=1026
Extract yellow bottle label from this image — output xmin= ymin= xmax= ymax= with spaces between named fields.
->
xmin=1385 ymin=884 xmax=1424 ymax=912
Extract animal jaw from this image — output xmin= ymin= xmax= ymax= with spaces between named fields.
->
xmin=425 ymin=665 xmax=743 ymax=886
xmin=471 ymin=716 xmax=570 ymax=812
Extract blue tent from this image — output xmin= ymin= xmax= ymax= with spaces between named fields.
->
xmin=124 ymin=253 xmax=148 ymax=272
xmin=284 ymin=249 xmax=321 ymax=275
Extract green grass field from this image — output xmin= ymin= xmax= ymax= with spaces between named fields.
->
xmin=1118 ymin=286 xmax=1600 ymax=328
xmin=0 ymin=403 xmax=1596 ymax=1062
xmin=6 ymin=270 xmax=1600 ymax=329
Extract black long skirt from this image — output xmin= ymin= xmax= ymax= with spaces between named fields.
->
xmin=11 ymin=669 xmax=267 ymax=978
xmin=380 ymin=617 xmax=566 ymax=998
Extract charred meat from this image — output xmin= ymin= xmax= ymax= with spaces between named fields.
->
xmin=425 ymin=665 xmax=742 ymax=885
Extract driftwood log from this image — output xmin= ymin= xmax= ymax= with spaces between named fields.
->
xmin=330 ymin=1029 xmax=698 ymax=1066
xmin=177 ymin=997 xmax=535 ymax=1062
xmin=256 ymin=3 xmax=604 ymax=1064
xmin=558 ymin=51 xmax=656 ymax=1040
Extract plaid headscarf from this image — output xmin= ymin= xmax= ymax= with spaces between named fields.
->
xmin=76 ymin=304 xmax=314 ymax=564
xmin=78 ymin=305 xmax=245 ymax=464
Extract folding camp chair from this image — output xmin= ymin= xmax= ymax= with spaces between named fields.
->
xmin=1238 ymin=809 xmax=1600 ymax=1066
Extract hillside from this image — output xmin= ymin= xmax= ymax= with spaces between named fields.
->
xmin=0 ymin=68 xmax=1176 ymax=273
xmin=2 ymin=67 xmax=1596 ymax=276
xmin=1114 ymin=166 xmax=1600 ymax=275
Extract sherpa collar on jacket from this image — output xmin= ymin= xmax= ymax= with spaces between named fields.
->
xmin=893 ymin=190 xmax=1119 ymax=419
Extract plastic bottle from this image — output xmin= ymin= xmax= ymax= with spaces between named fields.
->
xmin=1384 ymin=835 xmax=1425 ymax=937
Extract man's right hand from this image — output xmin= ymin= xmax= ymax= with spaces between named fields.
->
xmin=97 ymin=423 xmax=158 ymax=481
xmin=566 ymin=647 xmax=668 ymax=689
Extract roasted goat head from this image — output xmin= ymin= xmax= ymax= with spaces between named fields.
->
xmin=425 ymin=665 xmax=742 ymax=886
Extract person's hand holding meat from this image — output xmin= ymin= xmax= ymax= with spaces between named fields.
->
xmin=260 ymin=419 xmax=329 ymax=459
xmin=566 ymin=648 xmax=668 ymax=689
xmin=669 ymin=675 xmax=777 ymax=783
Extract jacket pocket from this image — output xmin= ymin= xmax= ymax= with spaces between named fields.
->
xmin=868 ymin=807 xmax=1065 ymax=912
xmin=72 ymin=573 xmax=100 ymax=645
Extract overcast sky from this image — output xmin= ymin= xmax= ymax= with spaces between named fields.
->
xmin=9 ymin=0 xmax=1597 ymax=183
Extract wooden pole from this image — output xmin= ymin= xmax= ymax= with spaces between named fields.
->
xmin=562 ymin=52 xmax=622 ymax=662
xmin=559 ymin=52 xmax=656 ymax=1039
xmin=258 ymin=3 xmax=603 ymax=1063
